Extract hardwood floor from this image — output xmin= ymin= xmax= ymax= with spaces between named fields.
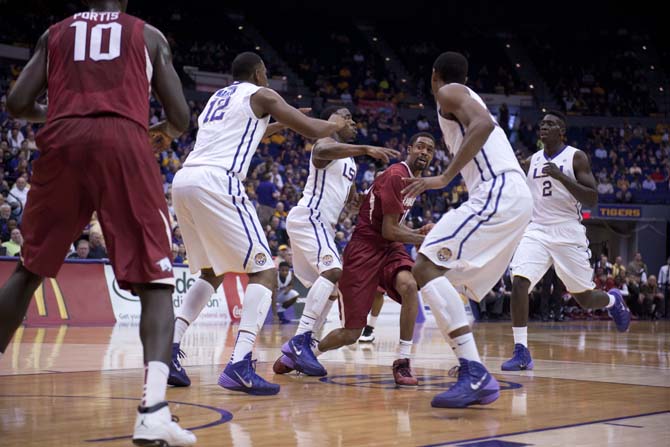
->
xmin=1 ymin=318 xmax=668 ymax=446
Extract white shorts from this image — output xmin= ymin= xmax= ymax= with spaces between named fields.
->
xmin=172 ymin=166 xmax=274 ymax=275
xmin=510 ymin=221 xmax=595 ymax=293
xmin=419 ymin=171 xmax=532 ymax=302
xmin=286 ymin=206 xmax=342 ymax=287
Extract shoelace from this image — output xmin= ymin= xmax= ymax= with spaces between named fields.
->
xmin=171 ymin=415 xmax=180 ymax=423
xmin=447 ymin=365 xmax=460 ymax=378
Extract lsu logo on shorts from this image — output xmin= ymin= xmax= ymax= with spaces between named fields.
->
xmin=254 ymin=253 xmax=267 ymax=266
xmin=322 ymin=254 xmax=334 ymax=267
xmin=437 ymin=247 xmax=452 ymax=262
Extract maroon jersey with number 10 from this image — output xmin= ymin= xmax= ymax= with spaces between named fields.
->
xmin=46 ymin=11 xmax=150 ymax=129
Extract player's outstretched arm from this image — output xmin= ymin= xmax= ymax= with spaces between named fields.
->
xmin=6 ymin=30 xmax=48 ymax=122
xmin=543 ymin=150 xmax=598 ymax=206
xmin=251 ymin=88 xmax=344 ymax=139
xmin=313 ymin=139 xmax=400 ymax=163
xmin=262 ymin=108 xmax=311 ymax=138
xmin=144 ymin=24 xmax=189 ymax=139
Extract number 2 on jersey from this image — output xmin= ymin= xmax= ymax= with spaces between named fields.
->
xmin=71 ymin=21 xmax=122 ymax=61
xmin=542 ymin=180 xmax=552 ymax=197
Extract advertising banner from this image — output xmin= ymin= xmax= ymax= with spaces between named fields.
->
xmin=104 ymin=265 xmax=246 ymax=323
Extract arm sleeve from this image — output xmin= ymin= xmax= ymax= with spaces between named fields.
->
xmin=380 ymin=174 xmax=406 ymax=216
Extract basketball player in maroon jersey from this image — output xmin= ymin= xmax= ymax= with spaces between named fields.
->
xmin=0 ymin=1 xmax=195 ymax=445
xmin=316 ymin=132 xmax=435 ymax=386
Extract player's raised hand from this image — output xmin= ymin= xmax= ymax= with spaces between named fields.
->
xmin=365 ymin=146 xmax=401 ymax=163
xmin=402 ymin=175 xmax=448 ymax=198
xmin=148 ymin=121 xmax=173 ymax=151
xmin=542 ymin=162 xmax=563 ymax=179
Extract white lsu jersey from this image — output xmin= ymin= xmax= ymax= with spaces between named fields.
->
xmin=527 ymin=146 xmax=582 ymax=225
xmin=184 ymin=81 xmax=270 ymax=181
xmin=437 ymin=84 xmax=523 ymax=192
xmin=296 ymin=154 xmax=356 ymax=227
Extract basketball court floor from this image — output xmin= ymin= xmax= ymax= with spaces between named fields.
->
xmin=1 ymin=313 xmax=668 ymax=446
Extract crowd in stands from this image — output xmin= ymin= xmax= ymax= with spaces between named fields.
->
xmin=524 ymin=28 xmax=660 ymax=117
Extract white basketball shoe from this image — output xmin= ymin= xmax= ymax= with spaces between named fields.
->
xmin=132 ymin=402 xmax=196 ymax=446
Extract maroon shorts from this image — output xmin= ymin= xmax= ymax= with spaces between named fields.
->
xmin=338 ymin=236 xmax=414 ymax=329
xmin=23 ymin=117 xmax=174 ymax=290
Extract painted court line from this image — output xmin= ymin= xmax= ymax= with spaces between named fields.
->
xmin=418 ymin=410 xmax=669 ymax=447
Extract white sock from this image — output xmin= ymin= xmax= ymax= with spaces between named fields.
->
xmin=175 ymin=278 xmax=215 ymax=338
xmin=446 ymin=338 xmax=457 ymax=352
xmin=397 ymin=339 xmax=413 ymax=358
xmin=173 ymin=318 xmax=189 ymax=344
xmin=313 ymin=298 xmax=336 ymax=334
xmin=231 ymin=283 xmax=272 ymax=363
xmin=142 ymin=361 xmax=169 ymax=407
xmin=512 ymin=326 xmax=528 ymax=347
xmin=231 ymin=331 xmax=256 ymax=363
xmin=452 ymin=333 xmax=482 ymax=363
xmin=606 ymin=293 xmax=616 ymax=308
xmin=296 ymin=276 xmax=335 ymax=335
xmin=313 ymin=344 xmax=324 ymax=357
xmin=368 ymin=314 xmax=378 ymax=328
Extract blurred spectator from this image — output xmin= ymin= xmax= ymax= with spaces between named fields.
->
xmin=627 ymin=252 xmax=648 ymax=283
xmin=612 ymin=256 xmax=627 ymax=278
xmin=642 ymin=175 xmax=657 ymax=191
xmin=597 ymin=177 xmax=614 ymax=194
xmin=256 ymin=173 xmax=279 ymax=226
xmin=88 ymin=231 xmax=108 ymax=259
xmin=659 ymin=257 xmax=670 ymax=318
xmin=8 ymin=176 xmax=29 ymax=213
xmin=594 ymin=254 xmax=613 ymax=276
xmin=68 ymin=239 xmax=90 ymax=259
xmin=276 ymin=244 xmax=292 ymax=266
xmin=1 ymin=228 xmax=22 ymax=256
xmin=640 ymin=275 xmax=664 ymax=319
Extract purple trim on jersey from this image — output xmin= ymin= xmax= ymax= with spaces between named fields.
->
xmin=543 ymin=145 xmax=569 ymax=161
xmin=480 ymin=148 xmax=496 ymax=179
xmin=308 ymin=209 xmax=323 ymax=268
xmin=318 ymin=211 xmax=342 ymax=263
xmin=425 ymin=174 xmax=499 ymax=248
xmin=307 ymin=169 xmax=320 ymax=208
xmin=453 ymin=115 xmax=487 ymax=181
xmin=231 ymin=118 xmax=252 ymax=173
xmin=241 ymin=198 xmax=272 ymax=256
xmin=232 ymin=196 xmax=253 ymax=269
xmin=457 ymin=172 xmax=506 ymax=259
xmin=237 ymin=119 xmax=260 ymax=173
xmin=314 ymin=169 xmax=327 ymax=210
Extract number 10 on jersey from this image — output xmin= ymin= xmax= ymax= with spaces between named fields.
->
xmin=70 ymin=21 xmax=122 ymax=61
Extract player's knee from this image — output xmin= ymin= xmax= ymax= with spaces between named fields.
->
xmin=321 ymin=268 xmax=342 ymax=284
xmin=250 ymin=268 xmax=277 ymax=291
xmin=396 ymin=272 xmax=418 ymax=299
xmin=342 ymin=328 xmax=363 ymax=345
xmin=412 ymin=254 xmax=438 ymax=288
xmin=200 ymin=269 xmax=223 ymax=289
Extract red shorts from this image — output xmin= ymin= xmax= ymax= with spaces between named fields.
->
xmin=23 ymin=117 xmax=174 ymax=290
xmin=338 ymin=236 xmax=414 ymax=329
